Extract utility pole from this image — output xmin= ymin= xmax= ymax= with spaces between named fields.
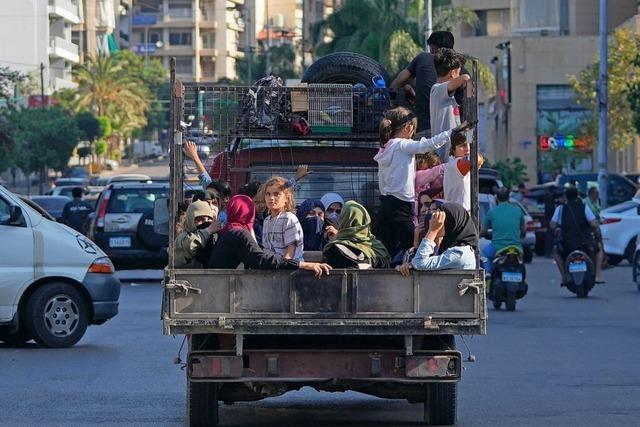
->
xmin=40 ymin=63 xmax=45 ymax=107
xmin=265 ymin=0 xmax=272 ymax=76
xmin=424 ymin=0 xmax=432 ymax=50
xmin=301 ymin=0 xmax=306 ymax=72
xmin=597 ymin=0 xmax=608 ymax=208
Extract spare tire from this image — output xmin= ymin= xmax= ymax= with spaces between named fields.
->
xmin=302 ymin=52 xmax=391 ymax=86
xmin=137 ymin=210 xmax=169 ymax=250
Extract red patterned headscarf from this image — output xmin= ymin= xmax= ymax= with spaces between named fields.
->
xmin=221 ymin=195 xmax=255 ymax=234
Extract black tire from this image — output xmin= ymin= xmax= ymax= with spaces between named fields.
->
xmin=302 ymin=52 xmax=391 ymax=86
xmin=624 ymin=237 xmax=637 ymax=264
xmin=523 ymin=246 xmax=533 ymax=263
xmin=506 ymin=291 xmax=517 ymax=311
xmin=423 ymin=335 xmax=456 ymax=426
xmin=188 ymin=379 xmax=219 ymax=427
xmin=137 ymin=210 xmax=169 ymax=250
xmin=493 ymin=300 xmax=502 ymax=310
xmin=0 ymin=328 xmax=31 ymax=346
xmin=633 ymin=252 xmax=640 ymax=285
xmin=607 ymin=255 xmax=623 ymax=266
xmin=575 ymin=284 xmax=588 ymax=298
xmin=24 ymin=282 xmax=89 ymax=348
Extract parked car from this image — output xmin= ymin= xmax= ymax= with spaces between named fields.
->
xmin=93 ymin=174 xmax=152 ymax=187
xmin=478 ymin=168 xmax=504 ymax=194
xmin=624 ymin=173 xmax=640 ymax=187
xmin=558 ymin=173 xmax=637 ymax=206
xmin=632 ymin=238 xmax=640 ymax=292
xmin=62 ymin=166 xmax=90 ymax=179
xmin=88 ymin=181 xmax=169 ymax=269
xmin=0 ymin=185 xmax=120 ymax=348
xmin=478 ymin=194 xmax=535 ymax=263
xmin=29 ymin=195 xmax=71 ymax=222
xmin=600 ymin=198 xmax=640 ymax=265
xmin=54 ymin=177 xmax=90 ymax=188
xmin=45 ymin=185 xmax=83 ymax=198
xmin=525 ymin=183 xmax=566 ymax=255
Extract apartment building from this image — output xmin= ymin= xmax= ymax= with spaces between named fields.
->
xmin=0 ymin=0 xmax=81 ymax=94
xmin=451 ymin=0 xmax=639 ymax=179
xmin=130 ymin=0 xmax=246 ymax=81
xmin=73 ymin=0 xmax=132 ymax=61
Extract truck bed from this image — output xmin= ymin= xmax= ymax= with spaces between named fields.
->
xmin=163 ymin=269 xmax=487 ymax=336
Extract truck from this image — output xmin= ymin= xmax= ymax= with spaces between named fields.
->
xmin=159 ymin=55 xmax=486 ymax=426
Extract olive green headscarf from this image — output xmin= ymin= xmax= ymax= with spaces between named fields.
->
xmin=324 ymin=200 xmax=390 ymax=268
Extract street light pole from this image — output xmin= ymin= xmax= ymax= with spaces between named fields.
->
xmin=265 ymin=0 xmax=271 ymax=76
xmin=597 ymin=0 xmax=608 ymax=208
xmin=424 ymin=0 xmax=432 ymax=50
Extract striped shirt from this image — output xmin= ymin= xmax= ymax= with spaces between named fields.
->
xmin=262 ymin=211 xmax=304 ymax=261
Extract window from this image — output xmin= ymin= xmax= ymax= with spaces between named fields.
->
xmin=168 ymin=3 xmax=192 ymax=18
xmin=140 ymin=31 xmax=161 ymax=44
xmin=511 ymin=0 xmax=568 ymax=35
xmin=0 ymin=197 xmax=11 ymax=225
xmin=107 ymin=188 xmax=169 ymax=214
xmin=169 ymin=30 xmax=192 ymax=46
xmin=463 ymin=9 xmax=510 ymax=37
xmin=201 ymin=31 xmax=215 ymax=48
xmin=175 ymin=57 xmax=193 ymax=74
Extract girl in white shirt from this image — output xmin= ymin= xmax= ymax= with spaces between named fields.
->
xmin=374 ymin=107 xmax=468 ymax=256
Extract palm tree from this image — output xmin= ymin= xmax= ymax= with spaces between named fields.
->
xmin=72 ymin=54 xmax=150 ymax=136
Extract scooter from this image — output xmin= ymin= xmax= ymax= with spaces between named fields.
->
xmin=488 ymin=246 xmax=528 ymax=311
xmin=565 ymin=249 xmax=595 ymax=298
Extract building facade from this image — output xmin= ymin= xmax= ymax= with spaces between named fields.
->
xmin=73 ymin=0 xmax=132 ymax=61
xmin=130 ymin=0 xmax=246 ymax=81
xmin=0 ymin=0 xmax=82 ymax=94
xmin=451 ymin=0 xmax=639 ymax=180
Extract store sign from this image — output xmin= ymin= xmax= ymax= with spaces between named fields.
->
xmin=539 ymin=135 xmax=590 ymax=152
xmin=134 ymin=44 xmax=157 ymax=54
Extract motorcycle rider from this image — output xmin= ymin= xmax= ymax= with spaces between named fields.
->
xmin=481 ymin=187 xmax=525 ymax=275
xmin=550 ymin=187 xmax=604 ymax=285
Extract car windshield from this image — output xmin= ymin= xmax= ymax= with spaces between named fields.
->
xmin=250 ymin=165 xmax=379 ymax=208
xmin=107 ymin=188 xmax=169 ymax=213
xmin=31 ymin=197 xmax=70 ymax=212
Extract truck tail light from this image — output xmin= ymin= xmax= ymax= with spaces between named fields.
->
xmin=96 ymin=189 xmax=111 ymax=229
xmin=88 ymin=257 xmax=115 ymax=274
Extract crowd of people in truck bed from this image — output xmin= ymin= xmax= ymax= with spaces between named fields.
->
xmin=174 ymin=31 xmax=483 ymax=277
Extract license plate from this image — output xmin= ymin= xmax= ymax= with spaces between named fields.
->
xmin=569 ymin=262 xmax=587 ymax=273
xmin=502 ymin=272 xmax=523 ymax=282
xmin=109 ymin=236 xmax=131 ymax=248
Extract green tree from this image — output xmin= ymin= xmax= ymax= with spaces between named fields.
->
xmin=94 ymin=139 xmax=108 ymax=157
xmin=75 ymin=111 xmax=101 ymax=141
xmin=236 ymin=44 xmax=298 ymax=83
xmin=0 ymin=114 xmax=14 ymax=173
xmin=569 ymin=28 xmax=640 ymax=149
xmin=9 ymin=107 xmax=81 ymax=175
xmin=492 ymin=158 xmax=529 ymax=189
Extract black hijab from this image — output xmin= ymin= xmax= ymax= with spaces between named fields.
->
xmin=439 ymin=203 xmax=478 ymax=253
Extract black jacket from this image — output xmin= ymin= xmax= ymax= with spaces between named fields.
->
xmin=207 ymin=228 xmax=299 ymax=270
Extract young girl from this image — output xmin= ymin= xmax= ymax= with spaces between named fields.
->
xmin=260 ymin=176 xmax=304 ymax=261
xmin=374 ymin=106 xmax=467 ymax=255
xmin=443 ymin=131 xmax=484 ymax=211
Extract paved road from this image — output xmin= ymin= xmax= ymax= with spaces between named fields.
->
xmin=1 ymin=258 xmax=639 ymax=426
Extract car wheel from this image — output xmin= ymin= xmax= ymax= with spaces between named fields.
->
xmin=624 ymin=237 xmax=637 ymax=264
xmin=607 ymin=255 xmax=623 ymax=266
xmin=25 ymin=282 xmax=89 ymax=348
xmin=633 ymin=252 xmax=640 ymax=289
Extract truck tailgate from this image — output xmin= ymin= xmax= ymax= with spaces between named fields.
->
xmin=163 ymin=269 xmax=487 ymax=336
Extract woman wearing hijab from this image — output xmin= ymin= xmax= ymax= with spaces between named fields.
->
xmin=323 ymin=201 xmax=391 ymax=268
xmin=207 ymin=195 xmax=332 ymax=277
xmin=397 ymin=202 xmax=477 ymax=275
xmin=296 ymin=199 xmax=325 ymax=251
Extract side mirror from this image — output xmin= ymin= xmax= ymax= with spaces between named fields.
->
xmin=9 ymin=205 xmax=25 ymax=226
xmin=154 ymin=197 xmax=169 ymax=236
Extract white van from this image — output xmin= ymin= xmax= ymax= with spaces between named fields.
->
xmin=0 ymin=185 xmax=121 ymax=348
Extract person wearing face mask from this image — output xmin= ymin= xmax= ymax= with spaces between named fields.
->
xmin=296 ymin=198 xmax=325 ymax=251
xmin=174 ymin=200 xmax=221 ymax=267
xmin=320 ymin=192 xmax=344 ymax=243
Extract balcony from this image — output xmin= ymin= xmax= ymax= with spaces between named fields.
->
xmin=53 ymin=77 xmax=78 ymax=90
xmin=48 ymin=0 xmax=81 ymax=24
xmin=48 ymin=36 xmax=80 ymax=63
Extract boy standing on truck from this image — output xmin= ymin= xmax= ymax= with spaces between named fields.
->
xmin=429 ymin=48 xmax=470 ymax=162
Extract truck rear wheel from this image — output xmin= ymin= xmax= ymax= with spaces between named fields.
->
xmin=187 ymin=379 xmax=219 ymax=427
xmin=423 ymin=335 xmax=457 ymax=426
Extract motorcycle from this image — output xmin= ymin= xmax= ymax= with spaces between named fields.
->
xmin=488 ymin=246 xmax=528 ymax=311
xmin=564 ymin=249 xmax=595 ymax=298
